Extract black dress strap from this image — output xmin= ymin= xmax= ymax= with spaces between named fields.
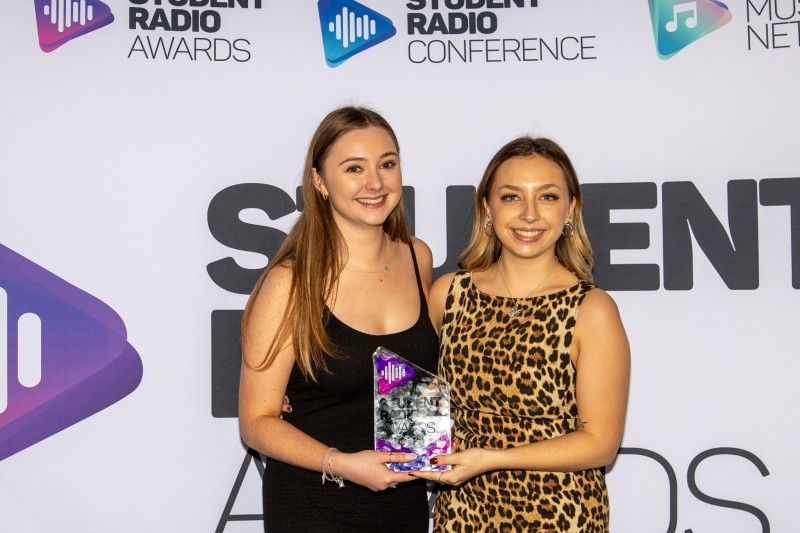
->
xmin=407 ymin=242 xmax=428 ymax=309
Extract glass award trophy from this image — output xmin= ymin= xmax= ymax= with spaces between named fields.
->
xmin=373 ymin=346 xmax=451 ymax=472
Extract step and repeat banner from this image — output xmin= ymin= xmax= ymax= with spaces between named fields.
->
xmin=1 ymin=1 xmax=796 ymax=531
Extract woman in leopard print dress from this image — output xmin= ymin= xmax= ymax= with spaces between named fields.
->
xmin=413 ymin=137 xmax=630 ymax=532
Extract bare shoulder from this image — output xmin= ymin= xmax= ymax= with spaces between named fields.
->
xmin=578 ymin=287 xmax=623 ymax=323
xmin=243 ymin=263 xmax=294 ymax=366
xmin=431 ymin=271 xmax=457 ymax=297
xmin=428 ymin=271 xmax=458 ymax=331
xmin=411 ymin=237 xmax=434 ymax=288
xmin=574 ymin=287 xmax=629 ymax=357
xmin=250 ymin=262 xmax=293 ymax=314
xmin=411 ymin=237 xmax=433 ymax=268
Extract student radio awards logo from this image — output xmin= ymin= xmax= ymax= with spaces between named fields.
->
xmin=375 ymin=351 xmax=415 ymax=394
xmin=317 ymin=0 xmax=396 ymax=67
xmin=0 ymin=244 xmax=142 ymax=462
xmin=649 ymin=0 xmax=732 ymax=59
xmin=33 ymin=0 xmax=114 ymax=52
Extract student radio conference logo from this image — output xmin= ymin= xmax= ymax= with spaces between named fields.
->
xmin=649 ymin=0 xmax=732 ymax=59
xmin=0 ymin=244 xmax=142 ymax=462
xmin=317 ymin=0 xmax=396 ymax=67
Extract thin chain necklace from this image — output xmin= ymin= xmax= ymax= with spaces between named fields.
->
xmin=497 ymin=258 xmax=558 ymax=318
xmin=344 ymin=233 xmax=391 ymax=274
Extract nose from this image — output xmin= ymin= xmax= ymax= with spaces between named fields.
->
xmin=520 ymin=198 xmax=538 ymax=222
xmin=365 ymin=169 xmax=384 ymax=192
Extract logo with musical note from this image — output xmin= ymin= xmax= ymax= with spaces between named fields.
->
xmin=33 ymin=0 xmax=114 ymax=53
xmin=0 ymin=243 xmax=142 ymax=462
xmin=317 ymin=0 xmax=396 ymax=68
xmin=648 ymin=0 xmax=732 ymax=59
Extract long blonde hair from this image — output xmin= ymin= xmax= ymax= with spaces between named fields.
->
xmin=241 ymin=106 xmax=411 ymax=381
xmin=459 ymin=136 xmax=594 ymax=282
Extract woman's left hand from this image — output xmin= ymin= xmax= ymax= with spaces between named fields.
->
xmin=410 ymin=447 xmax=493 ymax=486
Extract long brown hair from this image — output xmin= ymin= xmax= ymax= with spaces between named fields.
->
xmin=241 ymin=106 xmax=411 ymax=381
xmin=459 ymin=136 xmax=594 ymax=282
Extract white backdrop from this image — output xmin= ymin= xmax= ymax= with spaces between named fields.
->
xmin=1 ymin=1 xmax=797 ymax=531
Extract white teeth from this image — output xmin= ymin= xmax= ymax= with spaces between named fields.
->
xmin=357 ymin=197 xmax=384 ymax=205
xmin=514 ymin=229 xmax=543 ymax=238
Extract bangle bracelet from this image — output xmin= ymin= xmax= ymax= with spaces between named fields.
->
xmin=321 ymin=447 xmax=334 ymax=484
xmin=327 ymin=449 xmax=345 ymax=488
xmin=321 ymin=447 xmax=345 ymax=488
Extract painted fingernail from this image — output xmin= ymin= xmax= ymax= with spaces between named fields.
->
xmin=430 ymin=457 xmax=438 ymax=465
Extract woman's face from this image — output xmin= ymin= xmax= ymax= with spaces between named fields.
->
xmin=483 ymin=155 xmax=575 ymax=262
xmin=313 ymin=126 xmax=402 ymax=233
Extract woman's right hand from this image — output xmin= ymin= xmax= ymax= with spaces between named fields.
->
xmin=333 ymin=450 xmax=418 ymax=492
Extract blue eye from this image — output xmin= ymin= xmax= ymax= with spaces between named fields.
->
xmin=501 ymin=194 xmax=519 ymax=202
xmin=542 ymin=193 xmax=559 ymax=201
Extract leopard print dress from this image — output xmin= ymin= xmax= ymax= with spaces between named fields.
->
xmin=434 ymin=271 xmax=608 ymax=532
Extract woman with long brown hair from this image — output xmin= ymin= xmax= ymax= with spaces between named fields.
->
xmin=238 ymin=106 xmax=437 ymax=532
xmin=414 ymin=136 xmax=630 ymax=532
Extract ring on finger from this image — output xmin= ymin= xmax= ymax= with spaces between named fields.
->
xmin=389 ymin=483 xmax=397 ymax=489
xmin=437 ymin=471 xmax=444 ymax=484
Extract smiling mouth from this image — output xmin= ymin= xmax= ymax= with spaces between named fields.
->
xmin=356 ymin=196 xmax=387 ymax=205
xmin=513 ymin=229 xmax=545 ymax=238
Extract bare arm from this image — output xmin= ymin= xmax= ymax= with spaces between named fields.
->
xmin=428 ymin=272 xmax=456 ymax=332
xmin=415 ymin=288 xmax=630 ymax=484
xmin=238 ymin=265 xmax=415 ymax=491
xmin=411 ymin=237 xmax=434 ymax=294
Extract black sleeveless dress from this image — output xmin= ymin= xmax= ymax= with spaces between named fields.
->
xmin=262 ymin=244 xmax=438 ymax=532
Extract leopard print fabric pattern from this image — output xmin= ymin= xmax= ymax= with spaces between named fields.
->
xmin=434 ymin=271 xmax=608 ymax=532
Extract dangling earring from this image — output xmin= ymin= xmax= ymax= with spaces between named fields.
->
xmin=483 ymin=218 xmax=495 ymax=237
xmin=562 ymin=220 xmax=574 ymax=238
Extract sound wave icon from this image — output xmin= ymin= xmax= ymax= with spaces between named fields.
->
xmin=375 ymin=350 xmax=415 ymax=395
xmin=42 ymin=0 xmax=96 ymax=33
xmin=317 ymin=0 xmax=396 ymax=68
xmin=33 ymin=0 xmax=115 ymax=53
xmin=0 ymin=289 xmax=42 ymax=414
xmin=327 ymin=6 xmax=378 ymax=49
xmin=379 ymin=361 xmax=407 ymax=386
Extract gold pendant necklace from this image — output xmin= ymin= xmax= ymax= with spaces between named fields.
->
xmin=344 ymin=233 xmax=391 ymax=274
xmin=497 ymin=259 xmax=558 ymax=318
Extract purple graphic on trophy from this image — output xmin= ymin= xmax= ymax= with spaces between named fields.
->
xmin=373 ymin=347 xmax=451 ymax=472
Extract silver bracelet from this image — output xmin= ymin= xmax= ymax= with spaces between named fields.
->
xmin=321 ymin=447 xmax=345 ymax=488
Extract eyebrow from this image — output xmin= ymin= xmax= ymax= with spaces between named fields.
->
xmin=337 ymin=152 xmax=399 ymax=167
xmin=497 ymin=183 xmax=563 ymax=191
